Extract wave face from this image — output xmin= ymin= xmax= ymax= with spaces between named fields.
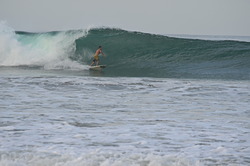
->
xmin=77 ymin=28 xmax=250 ymax=79
xmin=1 ymin=23 xmax=250 ymax=79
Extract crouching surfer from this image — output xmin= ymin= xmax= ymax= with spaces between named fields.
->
xmin=90 ymin=46 xmax=106 ymax=66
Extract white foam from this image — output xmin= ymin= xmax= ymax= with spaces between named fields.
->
xmin=1 ymin=73 xmax=249 ymax=165
xmin=0 ymin=22 xmax=88 ymax=70
xmin=0 ymin=152 xmax=201 ymax=166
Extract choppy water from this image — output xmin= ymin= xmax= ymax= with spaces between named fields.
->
xmin=1 ymin=69 xmax=249 ymax=166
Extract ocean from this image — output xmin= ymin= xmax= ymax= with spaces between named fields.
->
xmin=0 ymin=22 xmax=250 ymax=165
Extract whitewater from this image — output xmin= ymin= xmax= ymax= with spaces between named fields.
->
xmin=0 ymin=22 xmax=250 ymax=166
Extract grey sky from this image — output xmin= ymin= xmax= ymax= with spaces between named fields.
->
xmin=1 ymin=0 xmax=250 ymax=36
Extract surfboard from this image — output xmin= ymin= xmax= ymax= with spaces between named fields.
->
xmin=89 ymin=65 xmax=106 ymax=71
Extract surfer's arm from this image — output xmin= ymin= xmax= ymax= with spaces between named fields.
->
xmin=101 ymin=51 xmax=106 ymax=57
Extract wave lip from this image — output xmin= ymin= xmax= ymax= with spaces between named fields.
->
xmin=167 ymin=34 xmax=250 ymax=42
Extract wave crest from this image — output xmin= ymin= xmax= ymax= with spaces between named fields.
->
xmin=0 ymin=22 xmax=87 ymax=70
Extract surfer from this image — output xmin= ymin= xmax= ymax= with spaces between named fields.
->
xmin=90 ymin=46 xmax=106 ymax=66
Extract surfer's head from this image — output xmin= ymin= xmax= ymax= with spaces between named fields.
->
xmin=98 ymin=46 xmax=102 ymax=49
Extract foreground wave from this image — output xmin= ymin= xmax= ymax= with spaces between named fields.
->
xmin=1 ymin=23 xmax=250 ymax=79
xmin=2 ymin=75 xmax=249 ymax=165
xmin=0 ymin=151 xmax=201 ymax=166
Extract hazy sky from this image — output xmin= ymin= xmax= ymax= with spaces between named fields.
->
xmin=1 ymin=0 xmax=250 ymax=36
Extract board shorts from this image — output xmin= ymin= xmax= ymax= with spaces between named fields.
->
xmin=93 ymin=55 xmax=99 ymax=62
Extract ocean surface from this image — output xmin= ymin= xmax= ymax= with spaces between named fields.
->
xmin=1 ymin=22 xmax=250 ymax=166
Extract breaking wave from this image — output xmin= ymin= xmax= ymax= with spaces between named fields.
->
xmin=1 ymin=22 xmax=250 ymax=79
